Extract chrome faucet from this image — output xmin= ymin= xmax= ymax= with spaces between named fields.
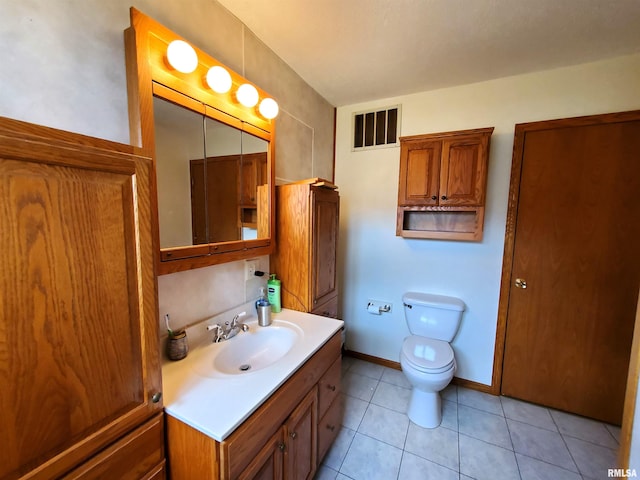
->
xmin=206 ymin=312 xmax=249 ymax=342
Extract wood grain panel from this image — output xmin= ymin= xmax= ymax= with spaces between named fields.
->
xmin=272 ymin=183 xmax=311 ymax=311
xmin=166 ymin=415 xmax=218 ymax=480
xmin=440 ymin=136 xmax=486 ymax=205
xmin=317 ymin=396 xmax=344 ymax=464
xmin=311 ymin=187 xmax=339 ymax=308
xmin=0 ymin=118 xmax=162 ymax=480
xmin=62 ymin=414 xmax=165 ymax=480
xmin=317 ymin=357 xmax=341 ymax=418
xmin=283 ymin=387 xmax=317 ymax=480
xmin=501 ymin=114 xmax=640 ymax=424
xmin=398 ymin=141 xmax=441 ymax=206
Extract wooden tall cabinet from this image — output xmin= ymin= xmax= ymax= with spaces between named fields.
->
xmin=0 ymin=117 xmax=165 ymax=480
xmin=271 ymin=179 xmax=340 ymax=318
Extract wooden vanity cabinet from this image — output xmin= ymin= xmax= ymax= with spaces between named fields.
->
xmin=397 ymin=127 xmax=493 ymax=241
xmin=165 ymin=331 xmax=343 ymax=480
xmin=0 ymin=117 xmax=164 ymax=479
xmin=271 ymin=179 xmax=340 ymax=318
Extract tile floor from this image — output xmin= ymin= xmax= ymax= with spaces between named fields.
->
xmin=315 ymin=356 xmax=621 ymax=480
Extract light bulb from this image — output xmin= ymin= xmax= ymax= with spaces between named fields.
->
xmin=259 ymin=98 xmax=279 ymax=119
xmin=206 ymin=66 xmax=232 ymax=94
xmin=236 ymin=83 xmax=259 ymax=108
xmin=166 ymin=40 xmax=198 ymax=74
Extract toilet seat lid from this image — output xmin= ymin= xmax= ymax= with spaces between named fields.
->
xmin=402 ymin=336 xmax=454 ymax=373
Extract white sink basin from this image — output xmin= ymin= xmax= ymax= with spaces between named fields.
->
xmin=192 ymin=320 xmax=303 ymax=377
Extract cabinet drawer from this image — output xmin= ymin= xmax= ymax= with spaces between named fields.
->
xmin=311 ymin=296 xmax=338 ymax=318
xmin=317 ymin=356 xmax=341 ymax=418
xmin=62 ymin=414 xmax=165 ymax=480
xmin=317 ymin=397 xmax=343 ymax=464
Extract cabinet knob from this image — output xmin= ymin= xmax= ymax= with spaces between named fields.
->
xmin=326 ymin=384 xmax=336 ymax=392
xmin=278 ymin=442 xmax=286 ymax=452
xmin=441 ymin=195 xmax=447 ymax=200
xmin=431 ymin=195 xmax=437 ymax=200
xmin=290 ymin=431 xmax=297 ymax=439
xmin=151 ymin=392 xmax=162 ymax=403
xmin=326 ymin=424 xmax=336 ymax=432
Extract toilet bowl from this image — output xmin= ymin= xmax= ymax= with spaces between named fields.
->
xmin=400 ymin=292 xmax=465 ymax=428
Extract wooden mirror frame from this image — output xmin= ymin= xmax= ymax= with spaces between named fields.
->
xmin=124 ymin=7 xmax=276 ymax=274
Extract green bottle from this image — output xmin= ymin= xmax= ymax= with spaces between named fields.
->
xmin=267 ymin=274 xmax=282 ymax=313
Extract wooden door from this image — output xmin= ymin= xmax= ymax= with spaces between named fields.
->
xmin=311 ymin=188 xmax=339 ymax=309
xmin=0 ymin=119 xmax=162 ymax=479
xmin=284 ymin=389 xmax=317 ymax=480
xmin=397 ymin=139 xmax=441 ymax=206
xmin=191 ymin=155 xmax=240 ymax=244
xmin=439 ymin=134 xmax=488 ymax=206
xmin=501 ymin=112 xmax=640 ymax=424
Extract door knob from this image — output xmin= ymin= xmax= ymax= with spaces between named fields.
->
xmin=514 ymin=278 xmax=527 ymax=289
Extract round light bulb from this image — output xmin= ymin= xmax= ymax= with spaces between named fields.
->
xmin=259 ymin=98 xmax=279 ymax=119
xmin=236 ymin=83 xmax=259 ymax=108
xmin=166 ymin=40 xmax=198 ymax=74
xmin=206 ymin=66 xmax=232 ymax=93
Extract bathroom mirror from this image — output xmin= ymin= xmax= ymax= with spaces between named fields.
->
xmin=125 ymin=8 xmax=276 ymax=274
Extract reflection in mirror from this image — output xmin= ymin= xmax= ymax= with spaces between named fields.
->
xmin=154 ymin=96 xmax=270 ymax=249
xmin=153 ymin=96 xmax=204 ymax=248
xmin=239 ymin=132 xmax=269 ymax=241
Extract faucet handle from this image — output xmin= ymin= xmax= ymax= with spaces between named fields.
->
xmin=231 ymin=311 xmax=247 ymax=327
xmin=206 ymin=323 xmax=224 ymax=342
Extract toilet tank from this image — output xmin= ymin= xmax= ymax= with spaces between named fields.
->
xmin=403 ymin=292 xmax=465 ymax=341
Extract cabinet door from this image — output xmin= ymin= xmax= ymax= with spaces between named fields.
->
xmin=191 ymin=156 xmax=241 ymax=244
xmin=311 ymin=188 xmax=339 ymax=309
xmin=439 ymin=135 xmax=488 ymax=206
xmin=284 ymin=388 xmax=317 ymax=480
xmin=238 ymin=429 xmax=284 ymax=480
xmin=0 ymin=128 xmax=162 ymax=480
xmin=240 ymin=152 xmax=267 ymax=206
xmin=398 ymin=139 xmax=441 ymax=205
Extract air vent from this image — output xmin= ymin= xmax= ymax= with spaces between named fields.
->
xmin=352 ymin=105 xmax=400 ymax=151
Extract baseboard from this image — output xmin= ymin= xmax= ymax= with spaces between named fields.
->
xmin=343 ymin=349 xmax=495 ymax=395
xmin=344 ymin=349 xmax=401 ymax=370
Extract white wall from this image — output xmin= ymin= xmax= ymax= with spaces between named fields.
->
xmin=335 ymin=53 xmax=640 ymax=386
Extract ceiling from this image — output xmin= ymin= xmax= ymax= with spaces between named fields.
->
xmin=216 ymin=0 xmax=640 ymax=106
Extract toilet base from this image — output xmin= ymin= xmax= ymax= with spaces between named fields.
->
xmin=407 ymin=389 xmax=442 ymax=428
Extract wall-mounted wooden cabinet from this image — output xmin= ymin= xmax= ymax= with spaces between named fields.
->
xmin=271 ymin=179 xmax=340 ymax=318
xmin=396 ymin=127 xmax=493 ymax=241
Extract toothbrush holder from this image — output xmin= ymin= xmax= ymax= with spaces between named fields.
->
xmin=167 ymin=330 xmax=188 ymax=361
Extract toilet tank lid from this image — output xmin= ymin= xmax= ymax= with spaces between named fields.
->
xmin=402 ymin=292 xmax=466 ymax=311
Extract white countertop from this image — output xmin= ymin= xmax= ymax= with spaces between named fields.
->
xmin=161 ymin=308 xmax=344 ymax=442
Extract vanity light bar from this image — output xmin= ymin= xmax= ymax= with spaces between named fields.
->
xmin=165 ymin=41 xmax=279 ymax=119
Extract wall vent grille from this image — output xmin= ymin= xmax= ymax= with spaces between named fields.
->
xmin=352 ymin=105 xmax=401 ymax=151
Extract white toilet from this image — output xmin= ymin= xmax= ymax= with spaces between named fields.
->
xmin=400 ymin=292 xmax=465 ymax=428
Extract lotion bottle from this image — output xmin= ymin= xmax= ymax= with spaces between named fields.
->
xmin=267 ymin=274 xmax=282 ymax=313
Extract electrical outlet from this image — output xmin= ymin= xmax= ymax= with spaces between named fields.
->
xmin=244 ymin=259 xmax=258 ymax=281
